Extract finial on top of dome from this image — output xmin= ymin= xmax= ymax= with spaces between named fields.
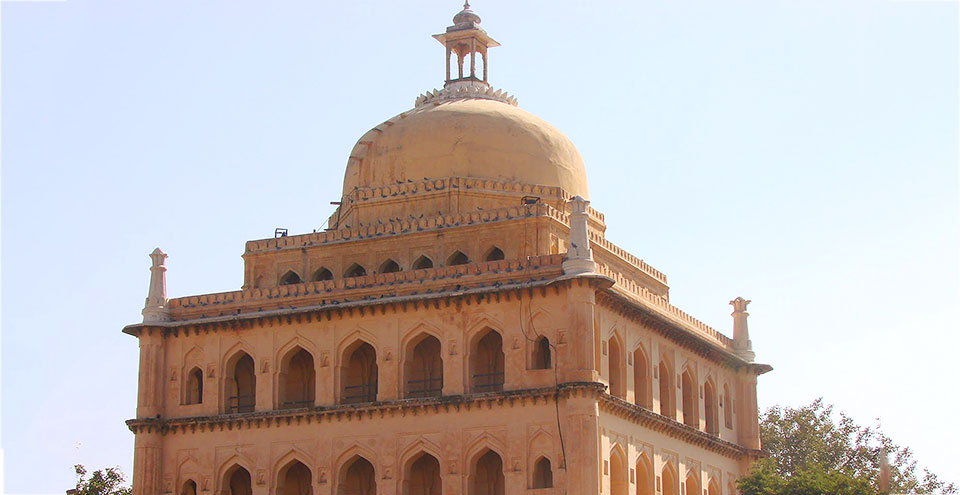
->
xmin=451 ymin=1 xmax=482 ymax=30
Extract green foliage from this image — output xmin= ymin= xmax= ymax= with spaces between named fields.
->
xmin=740 ymin=399 xmax=956 ymax=495
xmin=73 ymin=465 xmax=133 ymax=495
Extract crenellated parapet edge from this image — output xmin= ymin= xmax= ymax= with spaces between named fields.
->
xmin=415 ymin=84 xmax=517 ymax=108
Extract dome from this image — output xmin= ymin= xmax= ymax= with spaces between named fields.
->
xmin=342 ymin=98 xmax=589 ymax=199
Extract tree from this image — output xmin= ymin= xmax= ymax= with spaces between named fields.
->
xmin=738 ymin=399 xmax=956 ymax=495
xmin=72 ymin=465 xmax=132 ymax=495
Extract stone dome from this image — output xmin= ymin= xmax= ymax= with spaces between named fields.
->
xmin=342 ymin=98 xmax=589 ymax=199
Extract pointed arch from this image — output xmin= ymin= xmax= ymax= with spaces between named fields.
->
xmin=378 ymin=259 xmax=401 ymax=273
xmin=608 ymin=333 xmax=626 ymax=399
xmin=661 ymin=462 xmax=678 ymax=495
xmin=723 ymin=383 xmax=733 ymax=430
xmin=403 ymin=331 xmax=443 ymax=398
xmin=633 ymin=344 xmax=651 ymax=409
xmin=685 ymin=469 xmax=700 ymax=495
xmin=468 ymin=327 xmax=504 ymax=393
xmin=412 ymin=255 xmax=434 ymax=270
xmin=184 ymin=366 xmax=204 ymax=405
xmin=707 ymin=477 xmax=721 ymax=495
xmin=658 ymin=355 xmax=676 ymax=419
xmin=635 ymin=451 xmax=654 ymax=495
xmin=339 ymin=336 xmax=378 ymax=404
xmin=278 ymin=346 xmax=316 ymax=409
xmin=280 ymin=270 xmax=303 ymax=285
xmin=704 ymin=376 xmax=719 ymax=435
xmin=180 ymin=480 xmax=198 ymax=495
xmin=220 ymin=462 xmax=253 ymax=495
xmin=609 ymin=443 xmax=628 ymax=495
xmin=223 ymin=348 xmax=256 ymax=413
xmin=312 ymin=267 xmax=333 ymax=282
xmin=681 ymin=366 xmax=699 ymax=428
xmin=531 ymin=456 xmax=553 ymax=489
xmin=337 ymin=454 xmax=376 ymax=495
xmin=402 ymin=450 xmax=442 ymax=495
xmin=531 ymin=336 xmax=551 ymax=370
xmin=483 ymin=246 xmax=505 ymax=262
xmin=344 ymin=263 xmax=367 ymax=278
xmin=468 ymin=448 xmax=504 ymax=495
xmin=276 ymin=456 xmax=313 ymax=495
xmin=446 ymin=250 xmax=470 ymax=266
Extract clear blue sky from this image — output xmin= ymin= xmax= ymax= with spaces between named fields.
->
xmin=2 ymin=0 xmax=957 ymax=492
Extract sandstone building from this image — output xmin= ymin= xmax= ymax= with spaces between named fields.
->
xmin=125 ymin=5 xmax=771 ymax=495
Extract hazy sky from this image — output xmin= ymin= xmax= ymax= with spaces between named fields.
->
xmin=2 ymin=0 xmax=957 ymax=492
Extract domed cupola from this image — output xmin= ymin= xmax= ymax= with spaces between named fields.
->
xmin=334 ymin=4 xmax=589 ymax=228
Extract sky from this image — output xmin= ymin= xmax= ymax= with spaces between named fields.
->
xmin=1 ymin=0 xmax=957 ymax=492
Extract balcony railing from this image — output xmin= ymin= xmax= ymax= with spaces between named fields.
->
xmin=227 ymin=394 xmax=255 ymax=413
xmin=405 ymin=377 xmax=443 ymax=398
xmin=342 ymin=383 xmax=377 ymax=404
xmin=471 ymin=372 xmax=505 ymax=393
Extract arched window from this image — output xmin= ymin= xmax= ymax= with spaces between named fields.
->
xmin=610 ymin=447 xmax=628 ymax=495
xmin=339 ymin=456 xmax=375 ymax=495
xmin=661 ymin=465 xmax=678 ymax=495
xmin=636 ymin=453 xmax=654 ymax=495
xmin=379 ymin=259 xmax=400 ymax=273
xmin=531 ymin=457 xmax=553 ymax=489
xmin=633 ymin=347 xmax=651 ymax=409
xmin=531 ymin=336 xmax=551 ymax=370
xmin=608 ymin=336 xmax=625 ymax=399
xmin=723 ymin=384 xmax=733 ymax=430
xmin=708 ymin=479 xmax=721 ymax=495
xmin=226 ymin=353 xmax=255 ymax=413
xmin=280 ymin=271 xmax=302 ymax=285
xmin=312 ymin=267 xmax=333 ymax=282
xmin=658 ymin=359 xmax=675 ymax=419
xmin=181 ymin=480 xmax=197 ymax=495
xmin=446 ymin=251 xmax=470 ymax=266
xmin=470 ymin=450 xmax=504 ymax=495
xmin=704 ymin=379 xmax=719 ymax=435
xmin=344 ymin=263 xmax=367 ymax=278
xmin=184 ymin=367 xmax=203 ymax=405
xmin=685 ymin=471 xmax=700 ymax=495
xmin=225 ymin=466 xmax=252 ymax=495
xmin=484 ymin=247 xmax=505 ymax=262
xmin=279 ymin=347 xmax=315 ymax=409
xmin=681 ymin=368 xmax=698 ymax=428
xmin=278 ymin=461 xmax=312 ymax=495
xmin=412 ymin=255 xmax=434 ymax=270
xmin=404 ymin=453 xmax=441 ymax=495
xmin=470 ymin=329 xmax=504 ymax=393
xmin=404 ymin=334 xmax=443 ymax=398
xmin=341 ymin=342 xmax=377 ymax=404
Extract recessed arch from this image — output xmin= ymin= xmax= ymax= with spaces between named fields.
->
xmin=279 ymin=346 xmax=315 ymax=409
xmin=221 ymin=464 xmax=252 ymax=495
xmin=277 ymin=459 xmax=312 ymax=495
xmin=184 ymin=366 xmax=204 ymax=405
xmin=402 ymin=451 xmax=441 ymax=495
xmin=469 ymin=448 xmax=504 ymax=495
xmin=531 ymin=456 xmax=553 ymax=489
xmin=608 ymin=333 xmax=626 ymax=399
xmin=531 ymin=335 xmax=551 ymax=370
xmin=344 ymin=263 xmax=367 ymax=278
xmin=403 ymin=332 xmax=443 ymax=398
xmin=483 ymin=246 xmax=505 ymax=262
xmin=658 ymin=357 xmax=675 ymax=419
xmin=224 ymin=350 xmax=255 ymax=413
xmin=446 ymin=250 xmax=470 ymax=266
xmin=337 ymin=455 xmax=376 ymax=495
xmin=469 ymin=327 xmax=504 ymax=393
xmin=180 ymin=480 xmax=197 ymax=495
xmin=707 ymin=478 xmax=721 ymax=495
xmin=681 ymin=366 xmax=699 ymax=428
xmin=704 ymin=377 xmax=719 ymax=435
xmin=280 ymin=270 xmax=303 ymax=285
xmin=609 ymin=444 xmax=628 ymax=495
xmin=340 ymin=339 xmax=378 ymax=404
xmin=379 ymin=259 xmax=401 ymax=273
xmin=661 ymin=462 xmax=678 ymax=495
xmin=685 ymin=470 xmax=700 ymax=495
xmin=723 ymin=383 xmax=733 ymax=430
xmin=635 ymin=451 xmax=654 ymax=495
xmin=633 ymin=344 xmax=651 ymax=409
xmin=412 ymin=255 xmax=434 ymax=270
xmin=312 ymin=267 xmax=333 ymax=282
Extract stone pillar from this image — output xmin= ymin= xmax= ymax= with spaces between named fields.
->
xmin=565 ymin=279 xmax=598 ymax=383
xmin=562 ymin=197 xmax=595 ymax=276
xmin=142 ymin=249 xmax=170 ymax=323
xmin=736 ymin=371 xmax=760 ymax=450
xmin=132 ymin=428 xmax=162 ymax=495
xmin=137 ymin=329 xmax=165 ymax=419
xmin=729 ymin=297 xmax=755 ymax=362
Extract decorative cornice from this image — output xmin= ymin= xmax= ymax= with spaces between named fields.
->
xmin=598 ymin=394 xmax=750 ymax=460
xmin=126 ymin=383 xmax=605 ymax=434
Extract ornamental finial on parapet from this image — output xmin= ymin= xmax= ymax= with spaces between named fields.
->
xmin=562 ymin=196 xmax=596 ymax=276
xmin=729 ymin=297 xmax=754 ymax=362
xmin=142 ymin=248 xmax=171 ymax=323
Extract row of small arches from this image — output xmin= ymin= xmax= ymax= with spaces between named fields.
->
xmin=605 ymin=336 xmax=734 ymax=438
xmin=606 ymin=446 xmax=725 ymax=495
xmin=279 ymin=247 xmax=505 ymax=285
xmin=185 ymin=449 xmax=552 ymax=495
xmin=182 ymin=328 xmax=552 ymax=411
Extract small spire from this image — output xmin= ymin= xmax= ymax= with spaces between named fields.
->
xmin=142 ymin=248 xmax=171 ymax=323
xmin=562 ymin=196 xmax=596 ymax=276
xmin=730 ymin=297 xmax=755 ymax=362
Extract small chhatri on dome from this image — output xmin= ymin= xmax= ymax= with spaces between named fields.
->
xmin=451 ymin=1 xmax=482 ymax=29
